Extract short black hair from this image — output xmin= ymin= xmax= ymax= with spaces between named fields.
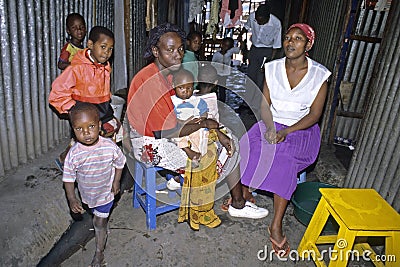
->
xmin=173 ymin=68 xmax=194 ymax=86
xmin=187 ymin=31 xmax=202 ymax=41
xmin=69 ymin=102 xmax=99 ymax=124
xmin=255 ymin=4 xmax=271 ymax=19
xmin=144 ymin=23 xmax=186 ymax=61
xmin=88 ymin=26 xmax=114 ymax=43
xmin=66 ymin=13 xmax=85 ymax=28
xmin=222 ymin=37 xmax=234 ymax=48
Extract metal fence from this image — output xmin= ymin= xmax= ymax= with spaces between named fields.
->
xmin=0 ymin=0 xmax=114 ymax=177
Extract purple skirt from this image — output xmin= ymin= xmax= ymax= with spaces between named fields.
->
xmin=240 ymin=121 xmax=321 ymax=200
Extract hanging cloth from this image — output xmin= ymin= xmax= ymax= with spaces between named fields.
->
xmin=206 ymin=0 xmax=220 ymax=36
xmin=219 ymin=0 xmax=243 ymax=28
xmin=188 ymin=0 xmax=205 ymax=22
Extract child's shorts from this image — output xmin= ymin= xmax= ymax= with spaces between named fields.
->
xmin=92 ymin=200 xmax=114 ymax=218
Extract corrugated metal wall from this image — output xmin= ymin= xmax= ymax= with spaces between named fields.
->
xmin=299 ymin=0 xmax=350 ymax=137
xmin=345 ymin=0 xmax=400 ymax=211
xmin=0 ymin=0 xmax=114 ymax=177
xmin=303 ymin=0 xmax=349 ymax=72
xmin=329 ymin=5 xmax=389 ymax=146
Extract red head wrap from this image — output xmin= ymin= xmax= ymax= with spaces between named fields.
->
xmin=287 ymin=23 xmax=315 ymax=49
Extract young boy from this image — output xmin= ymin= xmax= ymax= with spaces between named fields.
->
xmin=50 ymin=26 xmax=120 ymax=169
xmin=63 ymin=102 xmax=125 ymax=266
xmin=170 ymin=69 xmax=209 ymax=171
xmin=182 ymin=31 xmax=202 ymax=82
xmin=211 ymin=37 xmax=240 ymax=102
xmin=58 ymin=13 xmax=87 ymax=70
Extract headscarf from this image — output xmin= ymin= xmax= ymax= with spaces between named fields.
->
xmin=287 ymin=23 xmax=315 ymax=49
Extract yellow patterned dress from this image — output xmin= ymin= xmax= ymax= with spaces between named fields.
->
xmin=178 ymin=130 xmax=222 ymax=230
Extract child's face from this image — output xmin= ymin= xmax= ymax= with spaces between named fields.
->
xmin=88 ymin=34 xmax=114 ymax=64
xmin=71 ymin=110 xmax=101 ymax=146
xmin=187 ymin=35 xmax=202 ymax=52
xmin=67 ymin=18 xmax=86 ymax=44
xmin=221 ymin=40 xmax=233 ymax=53
xmin=174 ymin=74 xmax=195 ymax=100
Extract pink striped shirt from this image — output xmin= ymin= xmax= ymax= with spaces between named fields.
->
xmin=63 ymin=136 xmax=126 ymax=208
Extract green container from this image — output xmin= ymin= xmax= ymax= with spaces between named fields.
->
xmin=291 ymin=182 xmax=339 ymax=233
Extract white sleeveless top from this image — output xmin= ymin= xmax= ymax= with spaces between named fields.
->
xmin=265 ymin=57 xmax=331 ymax=126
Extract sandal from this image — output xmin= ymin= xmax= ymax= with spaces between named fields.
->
xmin=268 ymin=226 xmax=290 ymax=258
xmin=220 ymin=196 xmax=256 ymax=212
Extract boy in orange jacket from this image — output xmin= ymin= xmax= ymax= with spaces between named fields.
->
xmin=49 ymin=26 xmax=120 ymax=170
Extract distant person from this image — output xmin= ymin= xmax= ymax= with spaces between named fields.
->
xmin=240 ymin=3 xmax=282 ymax=91
xmin=58 ymin=13 xmax=87 ymax=70
xmin=211 ymin=37 xmax=240 ymax=102
xmin=63 ymin=102 xmax=126 ymax=266
xmin=182 ymin=31 xmax=203 ymax=82
xmin=240 ymin=23 xmax=331 ymax=257
xmin=50 ymin=26 xmax=120 ymax=171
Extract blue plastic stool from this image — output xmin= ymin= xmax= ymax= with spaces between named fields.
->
xmin=133 ymin=160 xmax=181 ymax=230
xmin=297 ymin=171 xmax=307 ymax=184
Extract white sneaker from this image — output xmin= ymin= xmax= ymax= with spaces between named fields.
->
xmin=166 ymin=178 xmax=181 ymax=190
xmin=228 ymin=201 xmax=269 ymax=219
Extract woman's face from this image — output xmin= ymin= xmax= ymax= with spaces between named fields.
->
xmin=153 ymin=32 xmax=184 ymax=72
xmin=283 ymin=28 xmax=311 ymax=59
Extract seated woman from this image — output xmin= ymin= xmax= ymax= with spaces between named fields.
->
xmin=239 ymin=24 xmax=331 ymax=256
xmin=125 ymin=23 xmax=269 ymax=230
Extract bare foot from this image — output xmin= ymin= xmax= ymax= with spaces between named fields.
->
xmin=90 ymin=251 xmax=105 ymax=267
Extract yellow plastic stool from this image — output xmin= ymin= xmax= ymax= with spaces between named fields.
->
xmin=297 ymin=188 xmax=400 ymax=266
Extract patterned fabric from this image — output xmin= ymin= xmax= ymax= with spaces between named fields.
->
xmin=178 ymin=130 xmax=222 ymax=230
xmin=63 ymin=136 xmax=126 ymax=208
xmin=206 ymin=0 xmax=220 ymax=36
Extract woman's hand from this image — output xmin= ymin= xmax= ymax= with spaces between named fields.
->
xmin=217 ymin=130 xmax=235 ymax=157
xmin=264 ymin=129 xmax=277 ymax=144
xmin=275 ymin=128 xmax=289 ymax=143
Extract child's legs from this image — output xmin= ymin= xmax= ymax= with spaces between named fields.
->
xmin=91 ymin=201 xmax=113 ymax=265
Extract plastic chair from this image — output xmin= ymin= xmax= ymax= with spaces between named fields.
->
xmin=133 ymin=160 xmax=181 ymax=230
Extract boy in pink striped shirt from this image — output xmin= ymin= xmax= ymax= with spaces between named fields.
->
xmin=63 ymin=102 xmax=126 ymax=267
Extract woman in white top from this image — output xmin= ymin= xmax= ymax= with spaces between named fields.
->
xmin=239 ymin=23 xmax=331 ymax=256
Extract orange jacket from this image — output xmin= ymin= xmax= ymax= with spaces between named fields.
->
xmin=49 ymin=48 xmax=111 ymax=114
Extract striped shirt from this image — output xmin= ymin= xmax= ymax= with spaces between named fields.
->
xmin=63 ymin=136 xmax=126 ymax=208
